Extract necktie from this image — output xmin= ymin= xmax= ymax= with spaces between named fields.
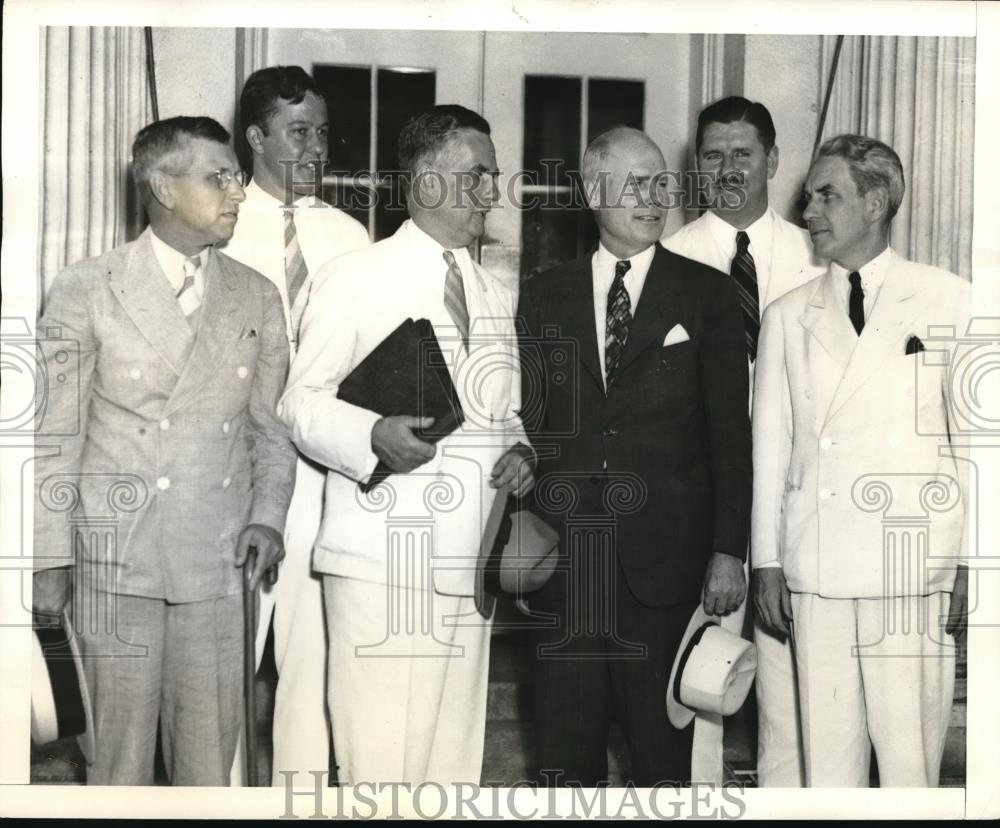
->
xmin=730 ymin=231 xmax=760 ymax=361
xmin=177 ymin=256 xmax=202 ymax=318
xmin=284 ymin=208 xmax=310 ymax=342
xmin=442 ymin=250 xmax=470 ymax=349
xmin=848 ymin=271 xmax=865 ymax=335
xmin=605 ymin=259 xmax=632 ymax=382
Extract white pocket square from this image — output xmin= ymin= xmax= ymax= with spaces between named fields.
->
xmin=662 ymin=324 xmax=690 ymax=347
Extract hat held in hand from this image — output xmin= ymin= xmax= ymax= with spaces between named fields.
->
xmin=475 ymin=485 xmax=559 ymax=619
xmin=666 ymin=604 xmax=757 ymax=729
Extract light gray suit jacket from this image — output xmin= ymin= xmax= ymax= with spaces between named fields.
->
xmin=35 ymin=228 xmax=296 ymax=603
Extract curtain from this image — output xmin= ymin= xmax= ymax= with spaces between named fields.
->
xmin=38 ymin=27 xmax=151 ymax=306
xmin=819 ymin=36 xmax=976 ymax=280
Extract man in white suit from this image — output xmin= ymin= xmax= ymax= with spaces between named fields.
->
xmin=662 ymin=96 xmax=824 ymax=786
xmin=222 ymin=65 xmax=370 ymax=785
xmin=32 ymin=117 xmax=295 ymax=784
xmin=752 ymin=134 xmax=969 ymax=787
xmin=278 ymin=105 xmax=534 ymax=784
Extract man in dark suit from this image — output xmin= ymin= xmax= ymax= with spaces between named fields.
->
xmin=517 ymin=126 xmax=751 ymax=786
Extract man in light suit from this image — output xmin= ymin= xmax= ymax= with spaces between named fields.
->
xmin=662 ymin=96 xmax=825 ymax=786
xmin=518 ymin=127 xmax=751 ymax=786
xmin=752 ymin=134 xmax=969 ymax=787
xmin=32 ymin=116 xmax=296 ymax=785
xmin=222 ymin=65 xmax=370 ymax=786
xmin=279 ymin=105 xmax=534 ymax=784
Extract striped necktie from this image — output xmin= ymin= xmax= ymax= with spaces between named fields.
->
xmin=730 ymin=231 xmax=760 ymax=361
xmin=177 ymin=255 xmax=202 ymax=318
xmin=442 ymin=250 xmax=470 ymax=349
xmin=284 ymin=208 xmax=309 ymax=342
xmin=605 ymin=259 xmax=632 ymax=382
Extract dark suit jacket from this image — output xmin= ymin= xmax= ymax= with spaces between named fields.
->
xmin=517 ymin=243 xmax=751 ymax=606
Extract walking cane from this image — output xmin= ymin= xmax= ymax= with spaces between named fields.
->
xmin=242 ymin=547 xmax=260 ymax=786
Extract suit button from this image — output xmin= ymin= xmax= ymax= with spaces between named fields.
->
xmin=237 ymin=366 xmax=248 ymax=379
xmin=129 ymin=367 xmax=142 ymax=380
xmin=222 ymin=421 xmax=230 ymax=434
xmin=222 ymin=477 xmax=231 ymax=489
xmin=156 ymin=476 xmax=170 ymax=491
xmin=804 ymin=390 xmax=812 ymax=400
xmin=820 ymin=437 xmax=832 ymax=449
xmin=819 ymin=488 xmax=832 ymax=500
xmin=159 ymin=418 xmax=170 ymax=431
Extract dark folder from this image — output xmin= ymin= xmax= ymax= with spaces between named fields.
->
xmin=337 ymin=318 xmax=465 ymax=492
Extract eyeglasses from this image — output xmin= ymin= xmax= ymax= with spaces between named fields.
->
xmin=161 ymin=168 xmax=250 ymax=191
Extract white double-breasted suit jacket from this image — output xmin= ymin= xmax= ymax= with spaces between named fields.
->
xmin=751 ymin=249 xmax=970 ymax=599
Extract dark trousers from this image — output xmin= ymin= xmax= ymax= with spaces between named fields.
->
xmin=530 ymin=546 xmax=697 ymax=787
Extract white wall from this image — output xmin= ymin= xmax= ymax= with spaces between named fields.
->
xmin=152 ymin=28 xmax=238 ymax=131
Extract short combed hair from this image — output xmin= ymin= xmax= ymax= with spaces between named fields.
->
xmin=696 ymin=96 xmax=776 ymax=153
xmin=131 ymin=116 xmax=231 ymax=194
xmin=817 ymin=134 xmax=906 ymax=223
xmin=397 ymin=105 xmax=491 ymax=178
xmin=240 ymin=65 xmax=322 ymax=135
xmin=581 ymin=126 xmax=653 ymax=200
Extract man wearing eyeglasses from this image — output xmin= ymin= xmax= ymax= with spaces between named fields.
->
xmin=221 ymin=65 xmax=370 ymax=786
xmin=32 ymin=116 xmax=296 ymax=785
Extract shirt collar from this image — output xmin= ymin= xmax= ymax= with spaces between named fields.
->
xmin=403 ymin=219 xmax=482 ymax=289
xmin=245 ymin=177 xmax=316 ymax=211
xmin=594 ymin=241 xmax=656 ymax=276
xmin=830 ymin=245 xmax=892 ymax=291
xmin=704 ymin=206 xmax=774 ymax=256
xmin=149 ymin=229 xmax=208 ymax=290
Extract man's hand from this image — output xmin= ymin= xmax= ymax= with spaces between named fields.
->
xmin=33 ymin=567 xmax=72 ymax=622
xmin=372 ymin=415 xmax=437 ymax=473
xmin=490 ymin=443 xmax=536 ymax=498
xmin=702 ymin=552 xmax=746 ymax=616
xmin=945 ymin=564 xmax=968 ymax=643
xmin=753 ymin=566 xmax=793 ymax=637
xmin=235 ymin=524 xmax=284 ymax=592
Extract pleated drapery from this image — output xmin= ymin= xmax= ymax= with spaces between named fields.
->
xmin=819 ymin=36 xmax=975 ymax=280
xmin=39 ymin=27 xmax=151 ymax=305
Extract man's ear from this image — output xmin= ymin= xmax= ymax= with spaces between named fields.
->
xmin=766 ymin=144 xmax=779 ymax=180
xmin=148 ymin=170 xmax=175 ymax=210
xmin=411 ymin=164 xmax=443 ymax=210
xmin=864 ymin=185 xmax=889 ymax=225
xmin=246 ymin=124 xmax=265 ymax=156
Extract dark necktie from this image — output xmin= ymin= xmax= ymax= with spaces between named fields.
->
xmin=605 ymin=259 xmax=632 ymax=382
xmin=848 ymin=271 xmax=865 ymax=335
xmin=730 ymin=231 xmax=760 ymax=361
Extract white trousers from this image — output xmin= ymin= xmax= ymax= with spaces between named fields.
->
xmin=753 ymin=619 xmax=805 ymax=786
xmin=789 ymin=592 xmax=955 ymax=787
xmin=323 ymin=574 xmax=492 ymax=785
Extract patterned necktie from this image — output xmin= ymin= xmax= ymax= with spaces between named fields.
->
xmin=176 ymin=256 xmax=202 ymax=318
xmin=605 ymin=259 xmax=632 ymax=382
xmin=284 ymin=208 xmax=310 ymax=342
xmin=442 ymin=250 xmax=470 ymax=349
xmin=848 ymin=271 xmax=865 ymax=335
xmin=730 ymin=231 xmax=761 ymax=361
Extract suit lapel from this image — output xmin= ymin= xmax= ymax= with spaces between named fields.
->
xmin=825 ymin=254 xmax=919 ymax=422
xmin=107 ymin=229 xmax=194 ymax=378
xmin=164 ymin=249 xmax=249 ymax=417
xmin=562 ymin=260 xmax=603 ymax=390
xmin=614 ymin=246 xmax=683 ymax=379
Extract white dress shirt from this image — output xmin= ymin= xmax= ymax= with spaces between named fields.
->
xmin=591 ymin=242 xmax=656 ymax=388
xmin=150 ymin=230 xmax=206 ymax=299
xmin=830 ymin=245 xmax=892 ymax=325
xmin=698 ymin=208 xmax=776 ymax=305
xmin=221 ymin=178 xmax=370 ymax=348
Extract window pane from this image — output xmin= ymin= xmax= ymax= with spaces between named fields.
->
xmin=312 ymin=64 xmax=371 ymax=175
xmin=520 ymin=205 xmax=593 ymax=281
xmin=376 ymin=67 xmax=435 ymax=239
xmin=523 ymin=75 xmax=581 ymax=187
xmin=376 ymin=68 xmax=436 ymax=176
xmin=587 ymin=78 xmax=644 ymax=142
